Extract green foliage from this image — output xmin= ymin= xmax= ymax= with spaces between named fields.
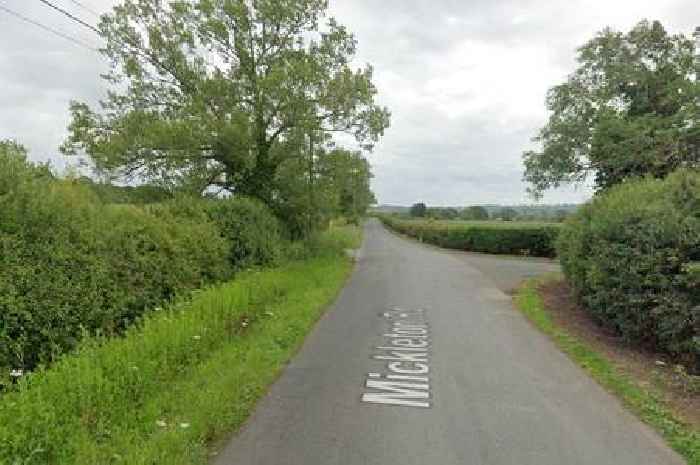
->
xmin=1 ymin=148 xmax=324 ymax=378
xmin=557 ymin=170 xmax=700 ymax=366
xmin=62 ymin=0 xmax=389 ymax=221
xmin=272 ymin=147 xmax=375 ymax=238
xmin=204 ymin=197 xmax=284 ymax=269
xmin=460 ymin=206 xmax=489 ymax=220
xmin=0 ymin=234 xmax=354 ymax=464
xmin=409 ymin=202 xmax=427 ymax=217
xmin=524 ymin=20 xmax=699 ymax=197
xmin=515 ymin=277 xmax=700 ymax=463
xmin=321 ymin=149 xmax=376 ymax=223
xmin=0 ymin=164 xmax=232 ymax=375
xmin=0 ymin=140 xmax=52 ymax=195
xmin=380 ymin=216 xmax=560 ymax=257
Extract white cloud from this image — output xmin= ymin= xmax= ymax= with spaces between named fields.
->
xmin=0 ymin=0 xmax=697 ymax=205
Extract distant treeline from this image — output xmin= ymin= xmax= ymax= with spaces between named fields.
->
xmin=373 ymin=203 xmax=579 ymax=222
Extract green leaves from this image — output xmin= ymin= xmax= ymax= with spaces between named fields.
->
xmin=65 ymin=0 xmax=389 ymax=217
xmin=523 ymin=20 xmax=699 ymax=198
xmin=557 ymin=170 xmax=700 ymax=361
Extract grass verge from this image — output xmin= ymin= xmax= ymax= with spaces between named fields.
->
xmin=0 ymin=228 xmax=359 ymax=465
xmin=515 ymin=276 xmax=700 ymax=465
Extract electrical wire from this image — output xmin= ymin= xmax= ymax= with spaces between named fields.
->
xmin=37 ymin=0 xmax=100 ymax=34
xmin=0 ymin=4 xmax=97 ymax=51
xmin=65 ymin=0 xmax=100 ymax=18
xmin=13 ymin=0 xmax=198 ymax=91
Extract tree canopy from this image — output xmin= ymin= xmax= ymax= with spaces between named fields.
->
xmin=523 ymin=20 xmax=699 ymax=197
xmin=409 ymin=202 xmax=427 ymax=217
xmin=62 ymin=0 xmax=390 ymax=209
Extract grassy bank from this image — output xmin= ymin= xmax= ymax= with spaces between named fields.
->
xmin=0 ymin=227 xmax=359 ymax=465
xmin=379 ymin=215 xmax=560 ymax=257
xmin=515 ymin=277 xmax=700 ymax=464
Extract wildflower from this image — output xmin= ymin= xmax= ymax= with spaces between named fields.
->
xmin=179 ymin=422 xmax=190 ymax=429
xmin=10 ymin=369 xmax=23 ymax=378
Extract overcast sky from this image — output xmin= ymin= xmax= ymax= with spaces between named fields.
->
xmin=1 ymin=1 xmax=698 ymax=205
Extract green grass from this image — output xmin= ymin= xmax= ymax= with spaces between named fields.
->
xmin=515 ymin=276 xmax=700 ymax=465
xmin=0 ymin=228 xmax=358 ymax=464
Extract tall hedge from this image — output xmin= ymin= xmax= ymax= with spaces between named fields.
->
xmin=0 ymin=174 xmax=232 ymax=375
xmin=0 ymin=148 xmax=280 ymax=376
xmin=557 ymin=170 xmax=700 ymax=367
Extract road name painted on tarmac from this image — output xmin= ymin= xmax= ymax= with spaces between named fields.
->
xmin=361 ymin=307 xmax=432 ymax=408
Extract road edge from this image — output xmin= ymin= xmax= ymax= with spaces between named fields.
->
xmin=514 ymin=275 xmax=699 ymax=465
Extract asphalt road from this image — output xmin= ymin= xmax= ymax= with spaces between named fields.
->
xmin=212 ymin=219 xmax=682 ymax=465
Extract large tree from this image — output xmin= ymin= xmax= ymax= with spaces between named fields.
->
xmin=62 ymin=0 xmax=390 ymax=204
xmin=523 ymin=20 xmax=699 ymax=198
xmin=409 ymin=202 xmax=427 ymax=218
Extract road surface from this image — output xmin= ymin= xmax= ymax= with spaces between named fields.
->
xmin=212 ymin=219 xmax=682 ymax=465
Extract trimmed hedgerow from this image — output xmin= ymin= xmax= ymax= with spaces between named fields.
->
xmin=0 ymin=240 xmax=354 ymax=465
xmin=0 ymin=148 xmax=282 ymax=378
xmin=380 ymin=216 xmax=560 ymax=257
xmin=0 ymin=176 xmax=232 ymax=377
xmin=557 ymin=170 xmax=700 ymax=368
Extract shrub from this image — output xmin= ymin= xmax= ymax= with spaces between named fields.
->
xmin=380 ymin=216 xmax=560 ymax=257
xmin=557 ymin=170 xmax=700 ymax=367
xmin=0 ymin=159 xmax=232 ymax=376
xmin=204 ymin=197 xmax=284 ymax=269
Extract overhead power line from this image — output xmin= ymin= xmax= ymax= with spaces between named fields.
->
xmin=10 ymin=0 xmax=205 ymax=96
xmin=37 ymin=0 xmax=100 ymax=34
xmin=35 ymin=0 xmax=200 ymax=90
xmin=65 ymin=0 xmax=100 ymax=18
xmin=0 ymin=4 xmax=97 ymax=51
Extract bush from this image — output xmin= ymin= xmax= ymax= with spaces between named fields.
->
xmin=557 ymin=170 xmax=700 ymax=367
xmin=0 ymin=157 xmax=232 ymax=376
xmin=204 ymin=197 xmax=284 ymax=270
xmin=0 ymin=141 xmax=347 ymax=380
xmin=380 ymin=216 xmax=560 ymax=257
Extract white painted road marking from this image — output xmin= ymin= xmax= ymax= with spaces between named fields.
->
xmin=362 ymin=307 xmax=432 ymax=408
